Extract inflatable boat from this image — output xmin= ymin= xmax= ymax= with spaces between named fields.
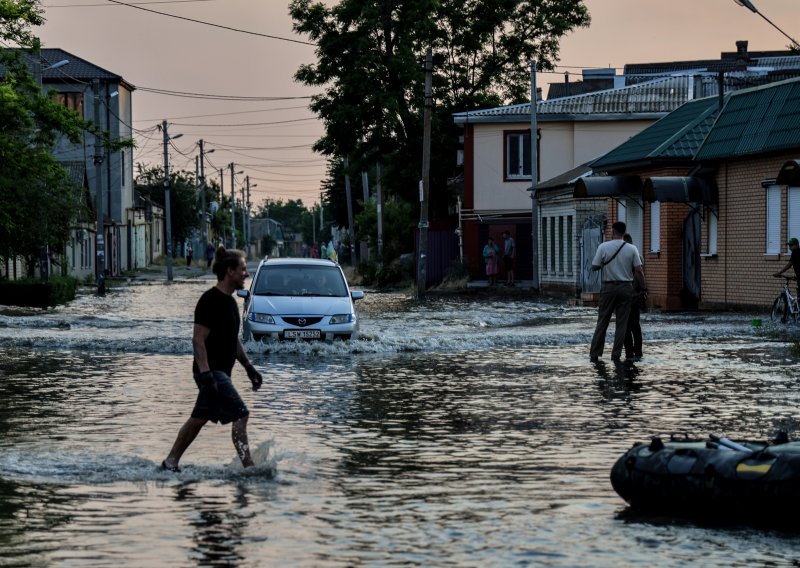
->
xmin=610 ymin=433 xmax=800 ymax=517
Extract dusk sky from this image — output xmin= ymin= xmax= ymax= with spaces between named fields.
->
xmin=36 ymin=0 xmax=799 ymax=207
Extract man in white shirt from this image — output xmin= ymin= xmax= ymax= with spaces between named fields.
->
xmin=589 ymin=221 xmax=647 ymax=362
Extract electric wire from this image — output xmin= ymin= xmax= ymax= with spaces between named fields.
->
xmin=104 ymin=0 xmax=315 ymax=46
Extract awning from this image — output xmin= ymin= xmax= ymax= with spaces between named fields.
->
xmin=776 ymin=159 xmax=800 ymax=186
xmin=573 ymin=175 xmax=643 ymax=199
xmin=643 ymin=177 xmax=717 ymax=204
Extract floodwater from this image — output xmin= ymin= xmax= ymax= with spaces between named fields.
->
xmin=1 ymin=277 xmax=800 ymax=566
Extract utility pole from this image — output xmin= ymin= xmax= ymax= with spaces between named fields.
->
xmin=229 ymin=163 xmax=236 ymax=248
xmin=161 ymin=119 xmax=179 ymax=281
xmin=530 ymin=61 xmax=540 ymax=293
xmin=241 ymin=177 xmax=247 ymax=254
xmin=198 ymin=139 xmax=207 ymax=254
xmin=93 ymin=79 xmax=105 ymax=292
xmin=343 ymin=157 xmax=356 ymax=264
xmin=416 ymin=48 xmax=433 ymax=298
xmin=219 ymin=168 xmax=224 ymax=244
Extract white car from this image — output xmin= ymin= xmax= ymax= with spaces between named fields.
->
xmin=238 ymin=258 xmax=364 ymax=342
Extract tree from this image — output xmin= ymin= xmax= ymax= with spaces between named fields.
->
xmin=253 ymin=197 xmax=316 ymax=246
xmin=134 ymin=164 xmax=200 ymax=248
xmin=290 ymin=0 xmax=590 ymax=258
xmin=0 ymin=0 xmax=132 ymax=275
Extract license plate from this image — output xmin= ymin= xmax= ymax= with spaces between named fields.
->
xmin=284 ymin=329 xmax=321 ymax=339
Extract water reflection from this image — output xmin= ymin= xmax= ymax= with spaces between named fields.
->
xmin=3 ymin=283 xmax=800 ymax=564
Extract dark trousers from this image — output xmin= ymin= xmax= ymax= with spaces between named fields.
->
xmin=590 ymin=282 xmax=634 ymax=360
xmin=624 ymin=298 xmax=642 ymax=358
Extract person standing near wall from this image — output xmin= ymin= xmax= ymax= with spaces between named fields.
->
xmin=483 ymin=236 xmax=500 ymax=286
xmin=589 ymin=222 xmax=647 ymax=362
xmin=502 ymin=231 xmax=516 ymax=287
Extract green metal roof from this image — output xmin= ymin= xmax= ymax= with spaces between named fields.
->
xmin=591 ymin=97 xmax=721 ymax=169
xmin=695 ymin=78 xmax=800 ymax=160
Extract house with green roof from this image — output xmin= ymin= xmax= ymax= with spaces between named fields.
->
xmin=452 ymin=41 xmax=800 ymax=294
xmin=573 ymin=76 xmax=800 ymax=310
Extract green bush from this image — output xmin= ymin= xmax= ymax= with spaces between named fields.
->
xmin=0 ymin=275 xmax=78 ymax=307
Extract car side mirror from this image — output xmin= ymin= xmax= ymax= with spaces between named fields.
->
xmin=236 ymin=289 xmax=249 ymax=299
xmin=351 ymin=290 xmax=365 ymax=301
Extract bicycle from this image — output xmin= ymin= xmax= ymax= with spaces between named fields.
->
xmin=771 ymin=275 xmax=799 ymax=323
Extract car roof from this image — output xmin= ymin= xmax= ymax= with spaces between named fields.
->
xmin=257 ymin=258 xmax=339 ymax=268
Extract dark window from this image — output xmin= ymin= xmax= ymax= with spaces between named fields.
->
xmin=53 ymin=92 xmax=84 ymax=117
xmin=504 ymin=131 xmax=531 ymax=179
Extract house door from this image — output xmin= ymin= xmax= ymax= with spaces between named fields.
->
xmin=581 ymin=216 xmax=603 ymax=293
xmin=682 ymin=210 xmax=701 ymax=308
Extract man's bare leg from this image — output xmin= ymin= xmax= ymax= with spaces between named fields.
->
xmin=163 ymin=417 xmax=207 ymax=470
xmin=232 ymin=415 xmax=254 ymax=467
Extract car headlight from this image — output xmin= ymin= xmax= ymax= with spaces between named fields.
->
xmin=248 ymin=312 xmax=275 ymax=324
xmin=330 ymin=313 xmax=353 ymax=324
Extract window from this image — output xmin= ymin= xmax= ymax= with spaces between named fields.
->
xmin=550 ymin=217 xmax=556 ymax=272
xmin=567 ymin=215 xmax=573 ymax=275
xmin=617 ymin=200 xmax=626 ymax=224
xmin=53 ymin=92 xmax=83 ymax=117
xmin=557 ymin=216 xmax=564 ymax=274
xmin=706 ymin=206 xmax=718 ymax=255
xmin=788 ymin=187 xmax=800 ymax=250
xmin=504 ymin=131 xmax=531 ymax=179
xmin=541 ymin=217 xmax=548 ymax=272
xmin=625 ymin=199 xmax=643 ymax=251
xmin=650 ymin=201 xmax=661 ymax=252
xmin=766 ymin=185 xmax=781 ymax=254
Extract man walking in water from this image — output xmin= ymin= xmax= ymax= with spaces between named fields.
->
xmin=162 ymin=246 xmax=263 ymax=471
xmin=589 ymin=221 xmax=647 ymax=362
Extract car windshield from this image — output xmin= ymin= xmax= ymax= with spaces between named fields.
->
xmin=253 ymin=265 xmax=348 ymax=297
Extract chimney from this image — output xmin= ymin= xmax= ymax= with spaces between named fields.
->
xmin=736 ymin=40 xmax=749 ymax=65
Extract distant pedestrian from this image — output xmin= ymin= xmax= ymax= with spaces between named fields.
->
xmin=589 ymin=221 xmax=647 ymax=362
xmin=502 ymin=231 xmax=516 ymax=286
xmin=483 ymin=236 xmax=500 ymax=286
xmin=206 ymin=243 xmax=214 ymax=268
xmin=622 ymin=233 xmax=646 ymax=360
xmin=186 ymin=244 xmax=193 ymax=266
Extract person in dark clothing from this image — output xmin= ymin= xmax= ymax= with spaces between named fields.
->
xmin=622 ymin=234 xmax=646 ymax=361
xmin=775 ymin=237 xmax=800 ymax=285
xmin=162 ymin=246 xmax=263 ymax=471
xmin=206 ymin=243 xmax=215 ymax=268
xmin=186 ymin=244 xmax=193 ymax=266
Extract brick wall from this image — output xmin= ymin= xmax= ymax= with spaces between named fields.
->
xmin=701 ymin=155 xmax=793 ymax=310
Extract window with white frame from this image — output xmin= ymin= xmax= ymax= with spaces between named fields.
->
xmin=705 ymin=206 xmax=718 ymax=255
xmin=650 ymin=201 xmax=661 ymax=252
xmin=788 ymin=187 xmax=800 ymax=249
xmin=504 ymin=131 xmax=531 ymax=180
xmin=625 ymin=198 xmax=643 ymax=252
xmin=766 ymin=185 xmax=781 ymax=254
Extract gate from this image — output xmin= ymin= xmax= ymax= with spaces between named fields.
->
xmin=581 ymin=216 xmax=603 ymax=293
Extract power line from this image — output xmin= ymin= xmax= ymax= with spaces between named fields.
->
xmin=105 ymin=0 xmax=315 ymax=46
xmin=46 ymin=0 xmax=216 ymax=6
xmin=133 ymin=104 xmax=311 ymax=122
xmin=136 ymin=85 xmax=314 ymax=101
xmin=171 ymin=117 xmax=318 ymax=127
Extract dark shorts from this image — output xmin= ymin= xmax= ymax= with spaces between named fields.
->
xmin=504 ymin=255 xmax=514 ymax=270
xmin=191 ymin=371 xmax=249 ymax=425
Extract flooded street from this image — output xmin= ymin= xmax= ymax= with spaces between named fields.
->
xmin=2 ymin=277 xmax=800 ymax=566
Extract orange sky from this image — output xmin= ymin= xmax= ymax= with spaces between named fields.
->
xmin=36 ymin=0 xmax=799 ymax=207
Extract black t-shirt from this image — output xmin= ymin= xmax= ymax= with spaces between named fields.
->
xmin=192 ymin=286 xmax=240 ymax=376
xmin=792 ymin=248 xmax=800 ymax=278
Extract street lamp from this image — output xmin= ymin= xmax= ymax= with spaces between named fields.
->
xmin=733 ymin=0 xmax=800 ymax=50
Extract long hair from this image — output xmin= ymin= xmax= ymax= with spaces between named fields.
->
xmin=211 ymin=246 xmax=245 ymax=281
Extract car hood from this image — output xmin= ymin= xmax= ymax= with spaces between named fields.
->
xmin=249 ymin=295 xmax=353 ymax=315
